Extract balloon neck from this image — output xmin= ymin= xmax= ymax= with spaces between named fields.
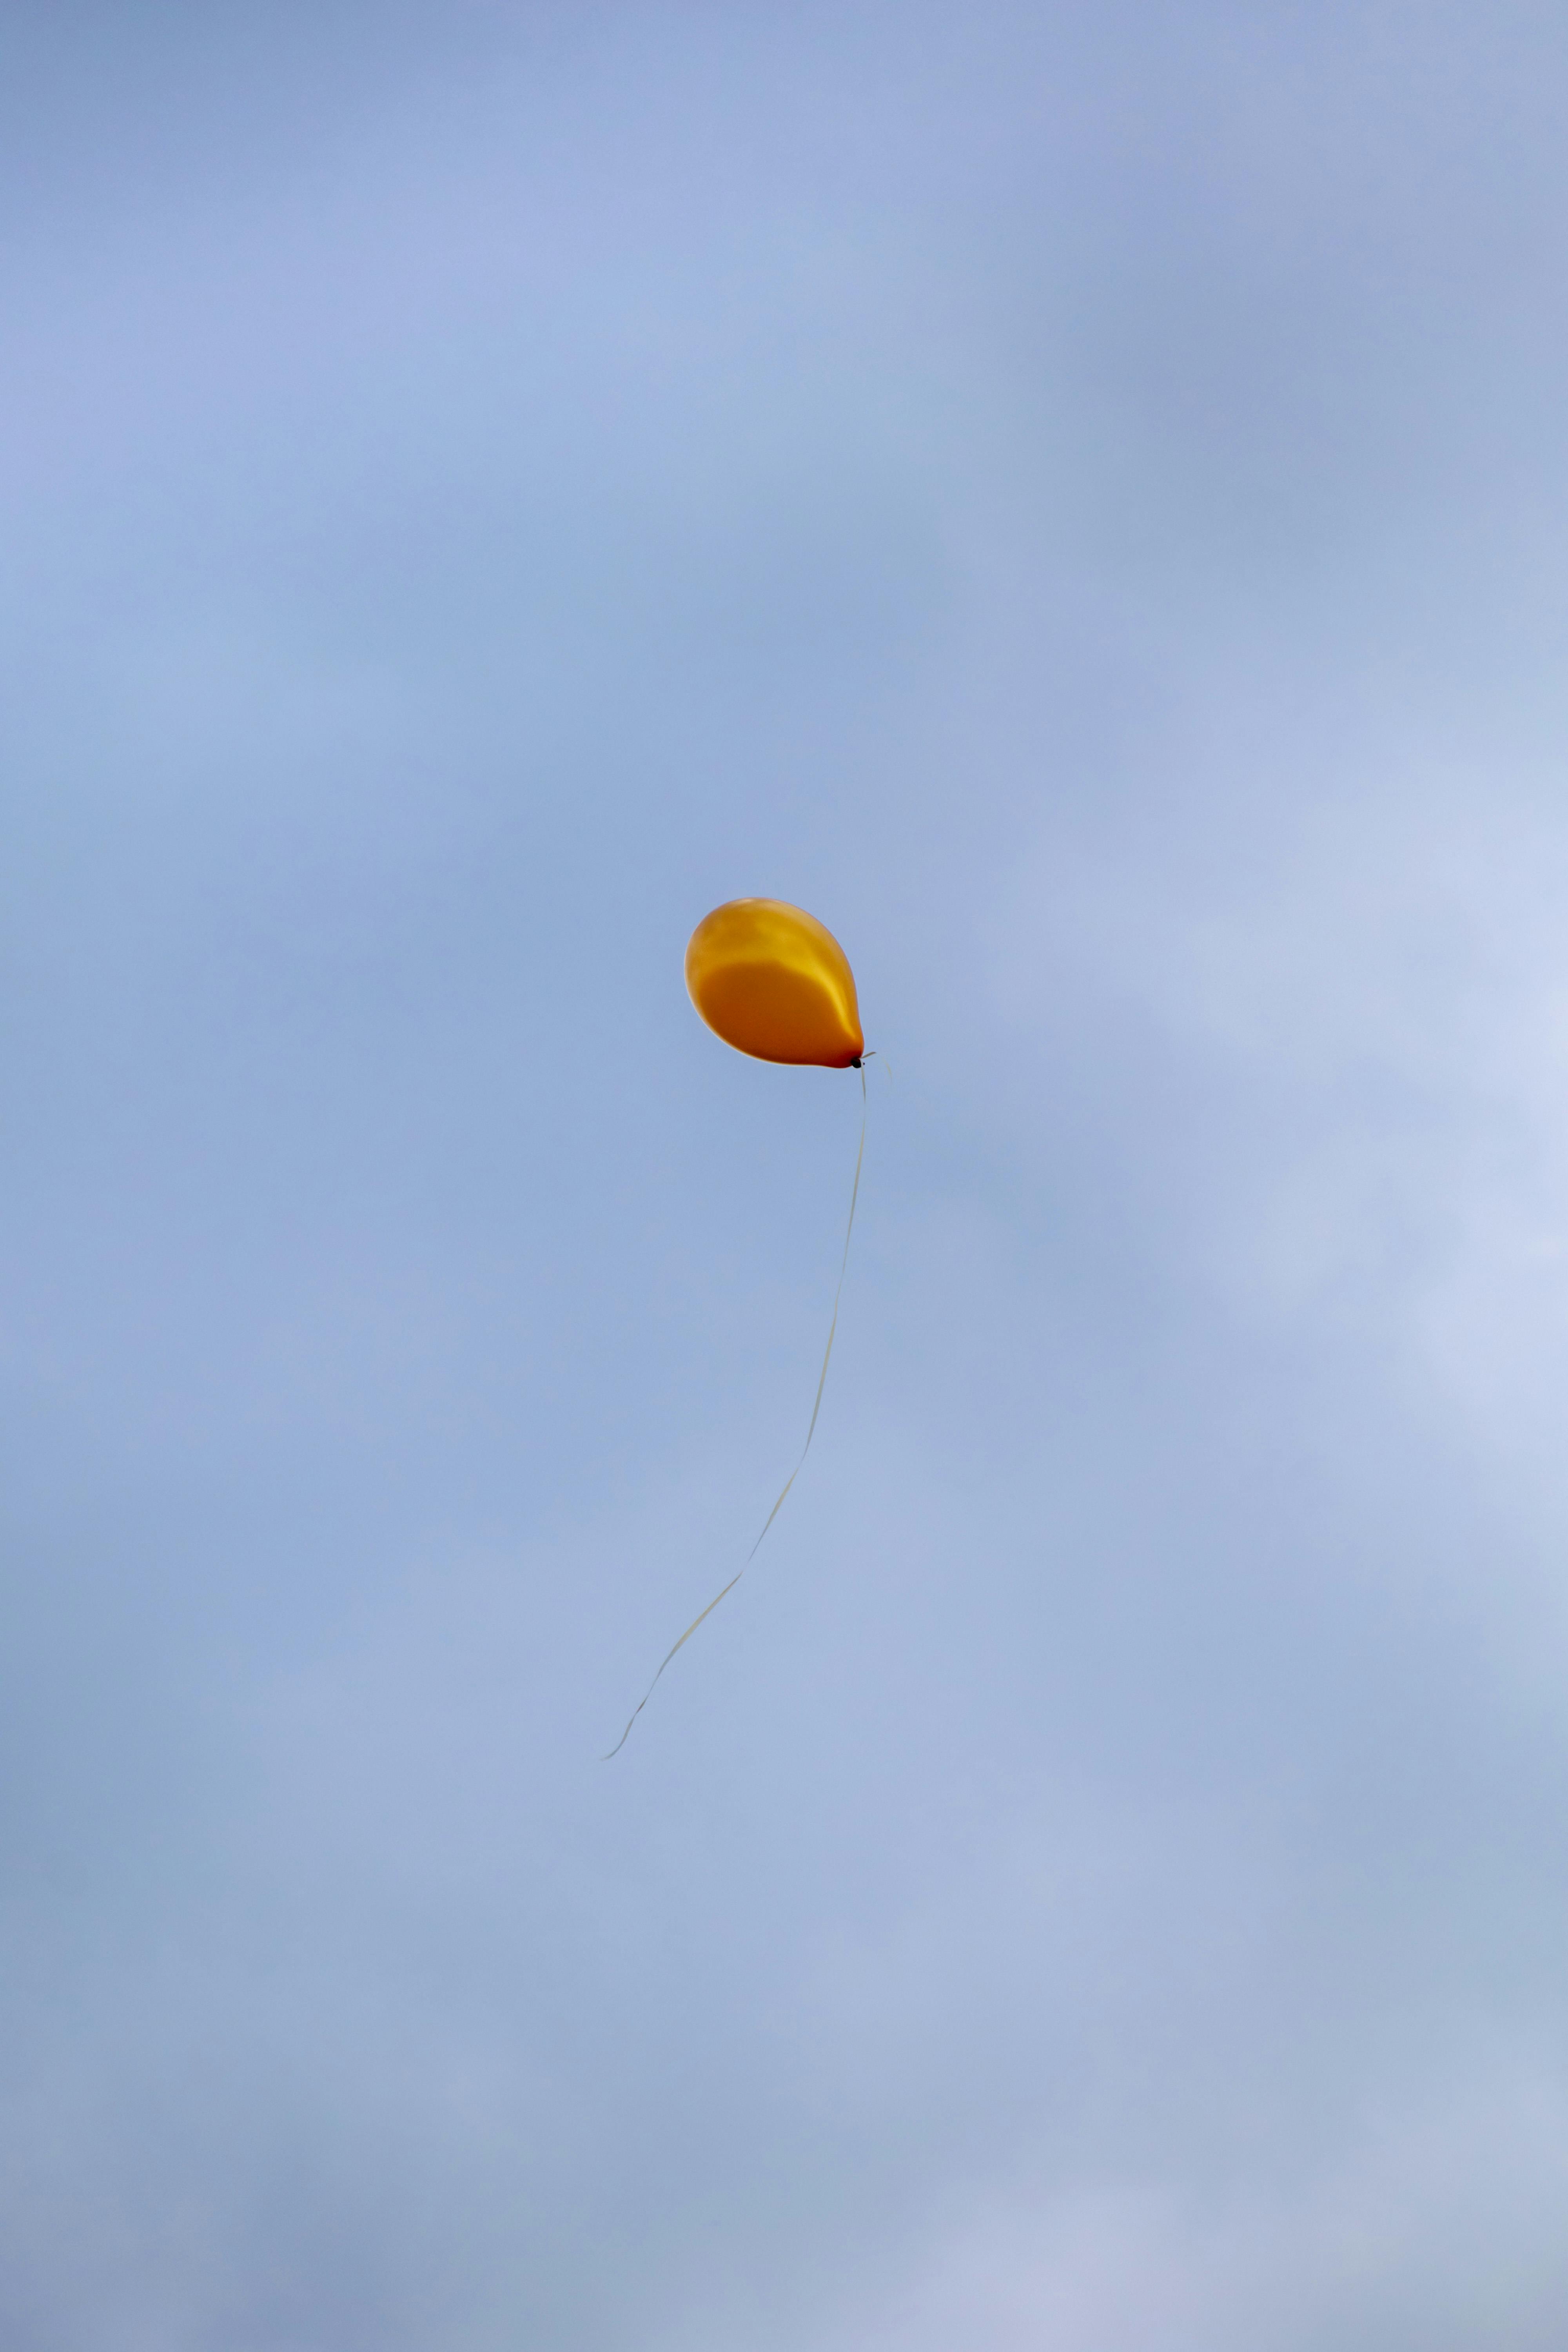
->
xmin=849 ymin=1056 xmax=862 ymax=1069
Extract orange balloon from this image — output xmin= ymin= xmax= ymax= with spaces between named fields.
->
xmin=685 ymin=899 xmax=864 ymax=1069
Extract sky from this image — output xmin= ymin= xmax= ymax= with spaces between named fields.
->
xmin=5 ymin=2 xmax=1568 ymax=2344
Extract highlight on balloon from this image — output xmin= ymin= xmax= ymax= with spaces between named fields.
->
xmin=604 ymin=898 xmax=871 ymax=1757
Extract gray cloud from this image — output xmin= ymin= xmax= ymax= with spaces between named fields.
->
xmin=4 ymin=2 xmax=1568 ymax=2344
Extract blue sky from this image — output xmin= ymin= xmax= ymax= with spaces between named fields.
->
xmin=6 ymin=4 xmax=1568 ymax=2344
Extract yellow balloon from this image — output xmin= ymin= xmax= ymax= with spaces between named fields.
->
xmin=685 ymin=898 xmax=864 ymax=1069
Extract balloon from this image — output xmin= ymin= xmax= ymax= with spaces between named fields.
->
xmin=684 ymin=898 xmax=864 ymax=1069
xmin=605 ymin=903 xmax=870 ymax=1754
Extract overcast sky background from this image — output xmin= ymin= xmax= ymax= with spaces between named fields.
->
xmin=6 ymin=2 xmax=1568 ymax=2345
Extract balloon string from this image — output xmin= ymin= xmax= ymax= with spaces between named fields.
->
xmin=603 ymin=1064 xmax=869 ymax=1758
